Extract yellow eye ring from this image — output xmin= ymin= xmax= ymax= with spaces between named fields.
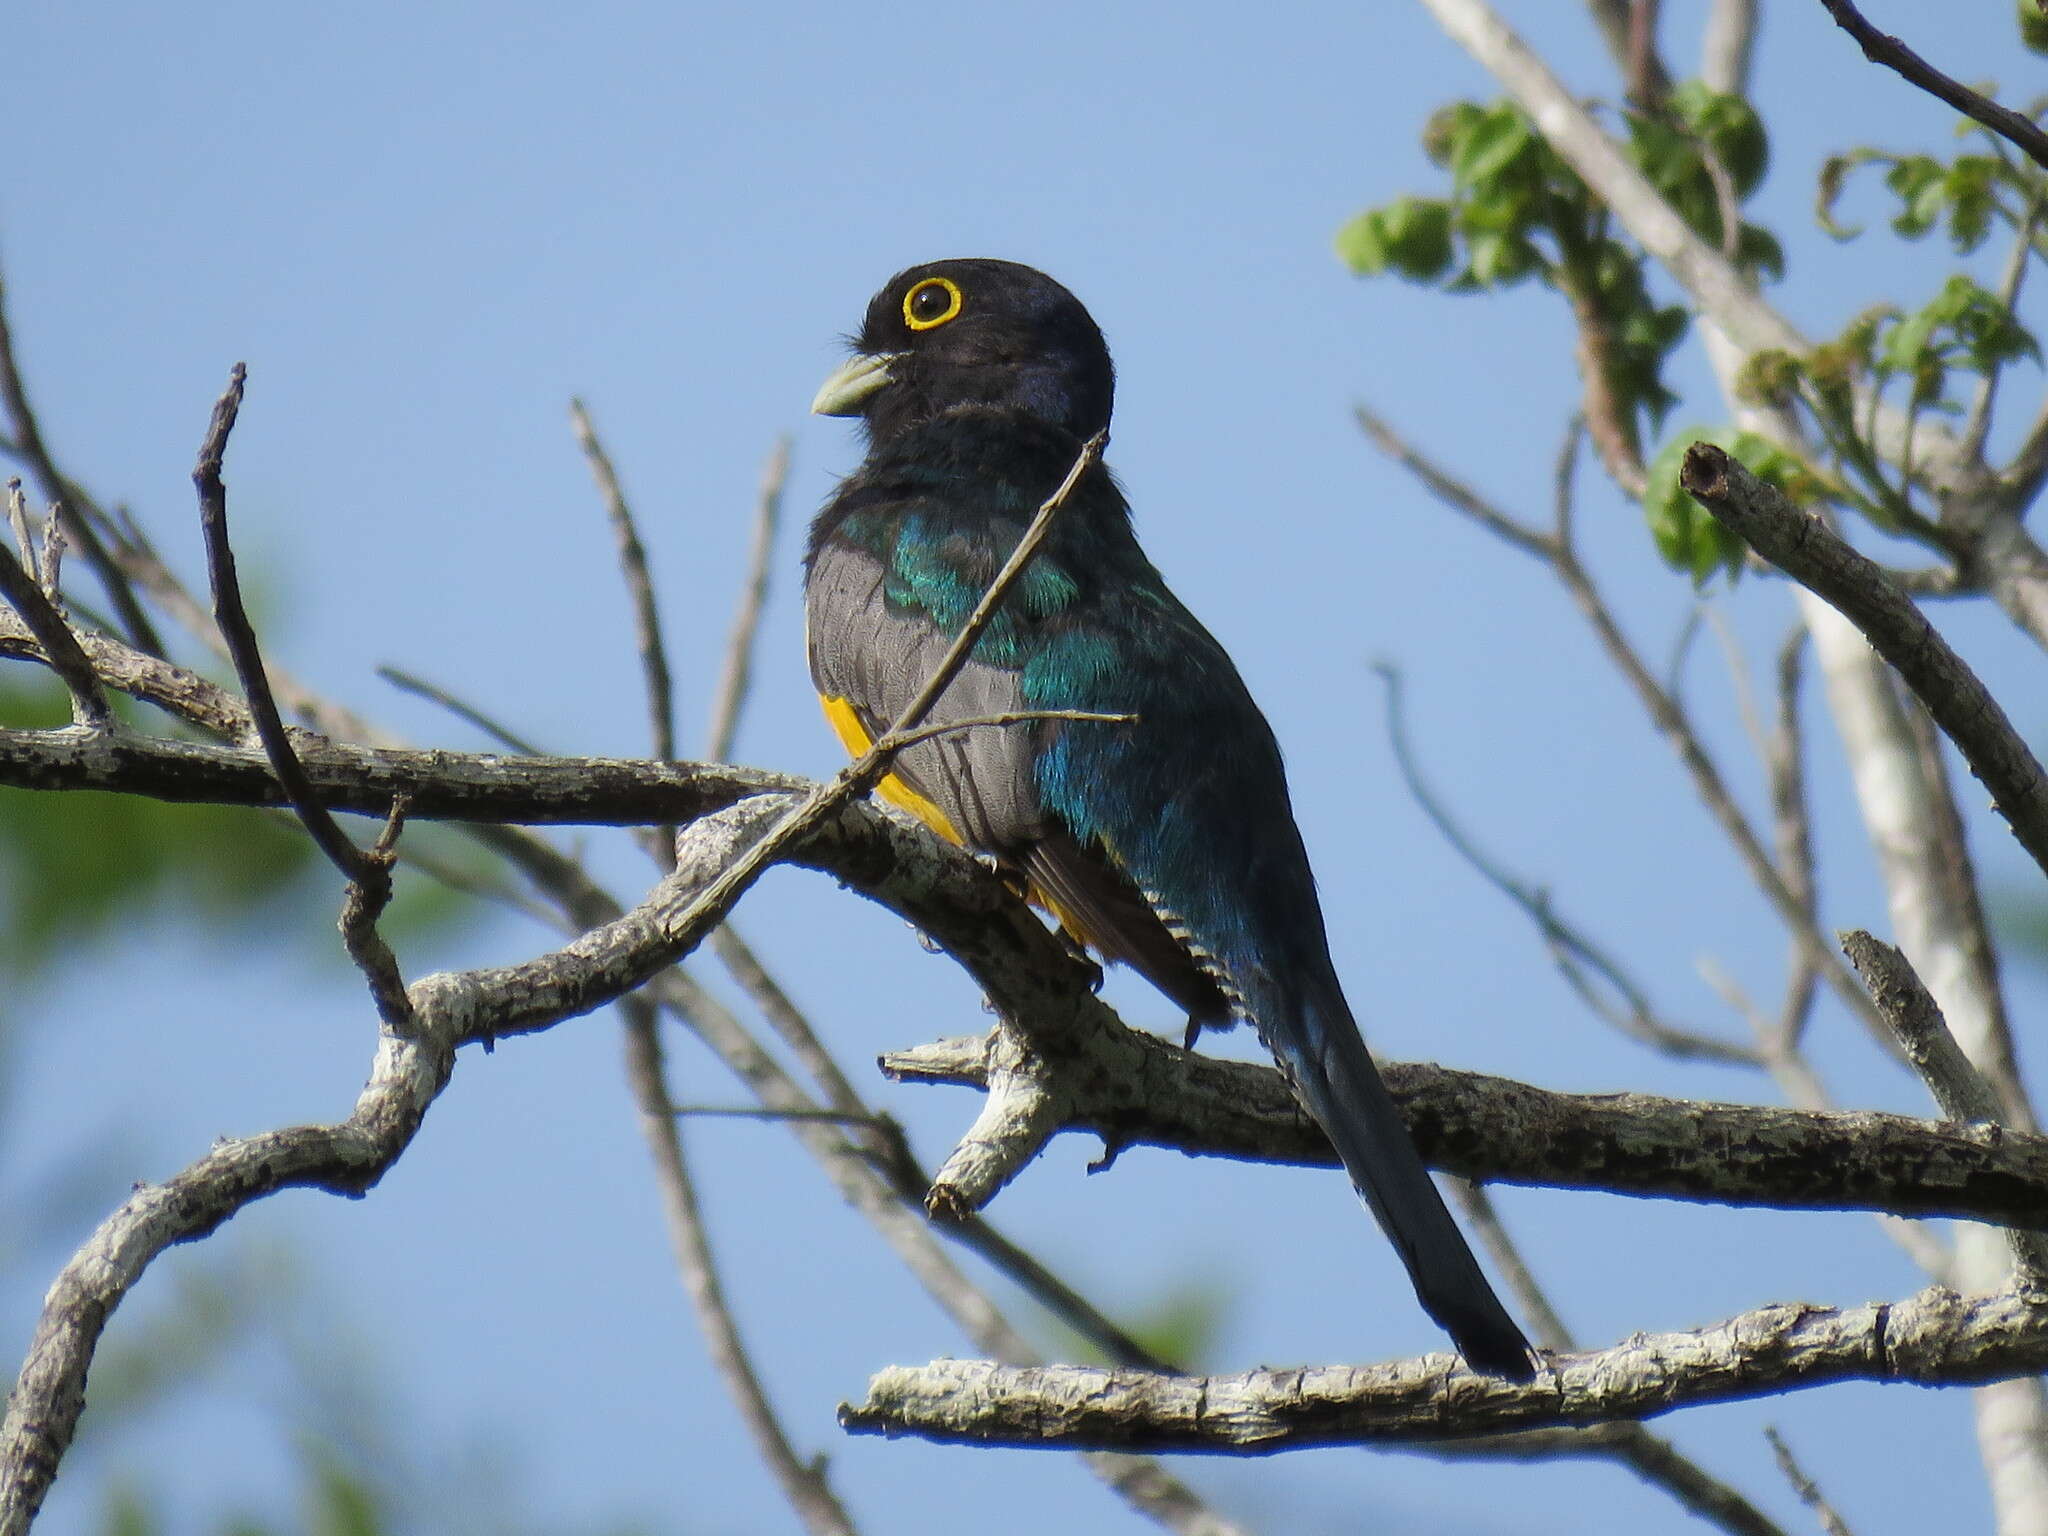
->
xmin=903 ymin=276 xmax=963 ymax=331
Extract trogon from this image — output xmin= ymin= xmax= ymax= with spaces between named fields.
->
xmin=804 ymin=258 xmax=1534 ymax=1379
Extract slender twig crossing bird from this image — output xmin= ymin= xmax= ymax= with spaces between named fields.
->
xmin=805 ymin=259 xmax=1536 ymax=1379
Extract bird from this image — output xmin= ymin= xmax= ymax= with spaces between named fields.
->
xmin=804 ymin=258 xmax=1536 ymax=1380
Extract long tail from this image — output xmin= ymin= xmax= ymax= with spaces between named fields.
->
xmin=1259 ymin=974 xmax=1536 ymax=1380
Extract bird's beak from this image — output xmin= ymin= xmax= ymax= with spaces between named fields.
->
xmin=811 ymin=352 xmax=900 ymax=417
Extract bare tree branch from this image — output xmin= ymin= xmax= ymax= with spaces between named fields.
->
xmin=840 ymin=1281 xmax=2048 ymax=1451
xmin=0 ymin=607 xmax=246 ymax=734
xmin=0 ymin=262 xmax=164 ymax=655
xmin=882 ymin=1031 xmax=2048 ymax=1231
xmin=1841 ymin=931 xmax=2048 ymax=1285
xmin=1814 ymin=0 xmax=2048 ymax=173
xmin=1681 ymin=443 xmax=2048 ymax=886
xmin=193 ymin=363 xmax=380 ymax=894
xmin=1442 ymin=1181 xmax=1790 ymax=1536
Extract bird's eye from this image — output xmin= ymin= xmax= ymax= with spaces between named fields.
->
xmin=903 ymin=276 xmax=963 ymax=331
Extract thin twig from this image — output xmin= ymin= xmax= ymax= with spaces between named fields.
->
xmin=573 ymin=398 xmax=678 ymax=863
xmin=670 ymin=1104 xmax=888 ymax=1126
xmin=1374 ymin=661 xmax=1756 ymax=1064
xmin=575 ymin=403 xmax=858 ymax=1533
xmin=707 ymin=436 xmax=790 ymax=762
xmin=1898 ymin=696 xmax=2029 ymax=1127
xmin=711 ymin=924 xmax=872 ymax=1118
xmin=394 ymin=839 xmax=562 ymax=930
xmin=5 ymin=479 xmax=37 ymax=587
xmin=1445 ymin=1179 xmax=1572 ymax=1351
xmin=630 ymin=932 xmax=1242 ymax=1534
xmin=340 ymin=797 xmax=414 ymax=1029
xmin=860 ymin=1112 xmax=1176 ymax=1372
xmin=1766 ymin=623 xmax=1820 ymax=1047
xmin=1815 ymin=0 xmax=2048 ymax=174
xmin=0 ymin=486 xmax=108 ymax=727
xmin=39 ymin=505 xmax=66 ymax=603
xmin=690 ymin=431 xmax=884 ymax=1126
xmin=706 ymin=901 xmax=1170 ymax=1368
xmin=376 ymin=665 xmax=546 ymax=756
xmin=193 ymin=364 xmax=373 ymax=887
xmin=1959 ymin=198 xmax=2040 ymax=465
xmin=1378 ymin=411 xmax=1884 ymax=1043
xmin=1703 ymin=607 xmax=1768 ymax=765
xmin=1356 ymin=405 xmax=1556 ymax=560
xmin=1764 ymin=1426 xmax=1856 ymax=1536
xmin=621 ymin=998 xmax=860 ymax=1536
xmin=885 ymin=708 xmax=1133 ymax=752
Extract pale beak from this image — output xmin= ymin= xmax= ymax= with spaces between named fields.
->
xmin=811 ymin=352 xmax=900 ymax=416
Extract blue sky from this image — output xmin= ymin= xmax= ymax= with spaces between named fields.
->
xmin=5 ymin=2 xmax=2042 ymax=1533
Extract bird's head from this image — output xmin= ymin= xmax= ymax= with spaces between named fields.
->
xmin=812 ymin=259 xmax=1114 ymax=443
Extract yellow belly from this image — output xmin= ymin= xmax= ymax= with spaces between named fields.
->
xmin=817 ymin=693 xmax=1100 ymax=950
xmin=819 ymin=694 xmax=967 ymax=846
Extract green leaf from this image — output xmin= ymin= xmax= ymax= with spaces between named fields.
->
xmin=1332 ymin=211 xmax=1389 ymax=275
xmin=1422 ymin=101 xmax=1487 ymax=170
xmin=1882 ymin=306 xmax=1940 ymax=372
xmin=1625 ymin=115 xmax=1696 ymax=194
xmin=1464 ymin=228 xmax=1537 ymax=286
xmin=1883 ymin=155 xmax=1946 ymax=237
xmin=1451 ymin=105 xmax=1533 ymax=187
xmin=1944 ymin=156 xmax=2001 ymax=251
xmin=1935 ymin=273 xmax=2041 ymax=371
xmin=2024 ymin=0 xmax=2048 ymax=56
xmin=1737 ymin=223 xmax=1786 ymax=282
xmin=1667 ymin=81 xmax=1769 ymax=193
xmin=1333 ymin=198 xmax=1454 ymax=279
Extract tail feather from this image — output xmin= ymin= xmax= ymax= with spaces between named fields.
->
xmin=1264 ymin=979 xmax=1536 ymax=1380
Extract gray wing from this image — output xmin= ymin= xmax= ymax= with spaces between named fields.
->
xmin=805 ymin=539 xmax=1231 ymax=1028
xmin=804 ymin=538 xmax=1046 ymax=852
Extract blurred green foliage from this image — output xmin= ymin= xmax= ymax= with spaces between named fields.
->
xmin=0 ymin=676 xmax=315 ymax=980
xmin=1641 ymin=427 xmax=1813 ymax=585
